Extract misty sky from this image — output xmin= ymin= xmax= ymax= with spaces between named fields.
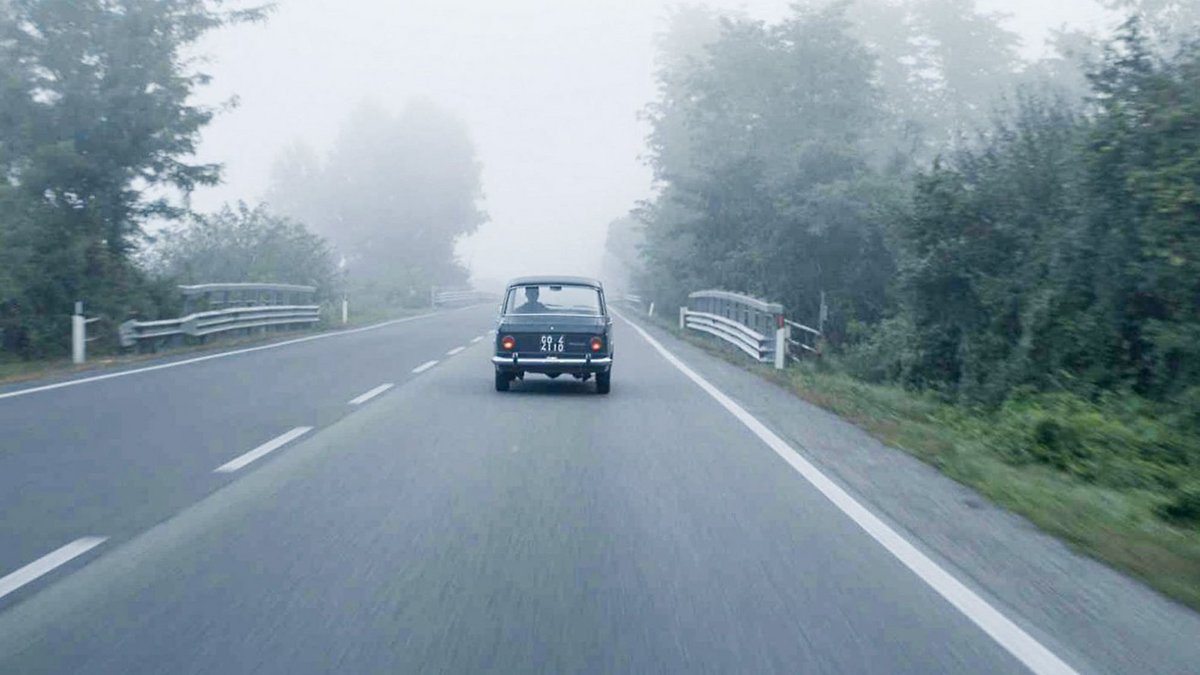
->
xmin=191 ymin=0 xmax=1116 ymax=285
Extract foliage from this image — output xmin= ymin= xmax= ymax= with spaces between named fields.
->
xmin=1098 ymin=0 xmax=1200 ymax=50
xmin=146 ymin=202 xmax=339 ymax=300
xmin=637 ymin=3 xmax=898 ymax=343
xmin=893 ymin=20 xmax=1200 ymax=402
xmin=791 ymin=0 xmax=1025 ymax=164
xmin=266 ymin=100 xmax=487 ymax=305
xmin=0 ymin=0 xmax=267 ymax=357
xmin=1158 ymin=484 xmax=1200 ymax=526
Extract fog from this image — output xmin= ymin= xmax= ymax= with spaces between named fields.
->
xmin=189 ymin=0 xmax=1115 ymax=285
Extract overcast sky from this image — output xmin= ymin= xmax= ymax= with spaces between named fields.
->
xmin=190 ymin=0 xmax=1117 ymax=284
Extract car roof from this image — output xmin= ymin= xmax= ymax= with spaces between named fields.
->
xmin=505 ymin=275 xmax=604 ymax=289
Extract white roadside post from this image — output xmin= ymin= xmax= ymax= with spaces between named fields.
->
xmin=338 ymin=256 xmax=349 ymax=324
xmin=679 ymin=306 xmax=687 ymax=330
xmin=774 ymin=312 xmax=786 ymax=370
xmin=72 ymin=301 xmax=86 ymax=365
xmin=648 ymin=301 xmax=655 ymax=317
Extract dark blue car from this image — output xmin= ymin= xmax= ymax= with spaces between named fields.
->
xmin=492 ymin=276 xmax=613 ymax=394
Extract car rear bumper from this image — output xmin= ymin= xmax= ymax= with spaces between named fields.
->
xmin=492 ymin=355 xmax=612 ymax=373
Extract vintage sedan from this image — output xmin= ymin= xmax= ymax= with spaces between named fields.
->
xmin=492 ymin=276 xmax=613 ymax=394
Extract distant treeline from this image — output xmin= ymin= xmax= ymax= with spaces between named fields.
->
xmin=629 ymin=2 xmax=1199 ymax=407
xmin=0 ymin=2 xmax=483 ymax=359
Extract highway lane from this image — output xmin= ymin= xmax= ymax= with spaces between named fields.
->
xmin=0 ymin=305 xmax=496 ymax=584
xmin=0 ymin=312 xmax=1046 ymax=674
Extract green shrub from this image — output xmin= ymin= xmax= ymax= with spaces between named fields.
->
xmin=1157 ymin=485 xmax=1200 ymax=528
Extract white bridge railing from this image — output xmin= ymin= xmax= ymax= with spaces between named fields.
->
xmin=681 ymin=290 xmax=785 ymax=368
xmin=679 ymin=289 xmax=823 ymax=369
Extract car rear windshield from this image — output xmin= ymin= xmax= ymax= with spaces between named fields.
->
xmin=505 ymin=284 xmax=602 ymax=315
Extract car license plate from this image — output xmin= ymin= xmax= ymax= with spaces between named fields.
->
xmin=539 ymin=335 xmax=565 ymax=352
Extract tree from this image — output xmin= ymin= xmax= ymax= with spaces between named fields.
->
xmin=909 ymin=0 xmax=1022 ymax=144
xmin=1099 ymin=0 xmax=1200 ymax=51
xmin=895 ymin=93 xmax=1084 ymax=400
xmin=600 ymin=214 xmax=644 ymax=293
xmin=1079 ymin=18 xmax=1200 ymax=397
xmin=267 ymin=100 xmax=486 ymax=303
xmin=841 ymin=0 xmax=1023 ymax=159
xmin=887 ymin=18 xmax=1200 ymax=402
xmin=0 ymin=0 xmax=267 ymax=357
xmin=640 ymin=3 xmax=895 ymax=340
xmin=147 ymin=202 xmax=339 ymax=299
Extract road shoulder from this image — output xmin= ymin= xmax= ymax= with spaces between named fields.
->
xmin=623 ymin=312 xmax=1200 ymax=675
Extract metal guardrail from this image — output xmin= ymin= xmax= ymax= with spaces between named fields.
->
xmin=785 ymin=319 xmax=822 ymax=358
xmin=179 ymin=283 xmax=316 ymax=313
xmin=119 ymin=305 xmax=321 ymax=348
xmin=431 ymin=287 xmax=496 ymax=307
xmin=618 ymin=292 xmax=656 ymax=315
xmin=681 ymin=290 xmax=785 ymax=367
xmin=679 ymin=289 xmax=824 ymax=368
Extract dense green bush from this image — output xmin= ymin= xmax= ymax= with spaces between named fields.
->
xmin=1158 ymin=485 xmax=1200 ymax=527
xmin=146 ymin=202 xmax=340 ymax=302
xmin=971 ymin=392 xmax=1196 ymax=501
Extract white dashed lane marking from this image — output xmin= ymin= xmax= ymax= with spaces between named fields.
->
xmin=412 ymin=360 xmax=438 ymax=374
xmin=214 ymin=427 xmax=313 ymax=473
xmin=0 ymin=537 xmax=108 ymax=601
xmin=348 ymin=383 xmax=394 ymax=406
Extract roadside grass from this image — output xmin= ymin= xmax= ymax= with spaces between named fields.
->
xmin=643 ymin=312 xmax=1200 ymax=610
xmin=0 ymin=304 xmax=424 ymax=387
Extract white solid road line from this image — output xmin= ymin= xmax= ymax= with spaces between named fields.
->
xmin=0 ymin=537 xmax=108 ymax=601
xmin=214 ymin=427 xmax=313 ymax=474
xmin=446 ymin=346 xmax=465 ymax=356
xmin=614 ymin=310 xmax=1079 ymax=675
xmin=0 ymin=311 xmax=452 ymax=401
xmin=470 ymin=337 xmax=484 ymax=344
xmin=348 ymin=383 xmax=394 ymax=406
xmin=412 ymin=360 xmax=439 ymax=374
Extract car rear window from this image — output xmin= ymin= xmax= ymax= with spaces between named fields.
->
xmin=505 ymin=284 xmax=602 ymax=315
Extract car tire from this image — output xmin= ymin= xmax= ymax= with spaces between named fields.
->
xmin=495 ymin=371 xmax=511 ymax=392
xmin=595 ymin=370 xmax=611 ymax=395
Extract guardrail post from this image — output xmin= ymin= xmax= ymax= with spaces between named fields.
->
xmin=72 ymin=301 xmax=85 ymax=365
xmin=679 ymin=306 xmax=686 ymax=330
xmin=774 ymin=313 xmax=786 ymax=370
xmin=819 ymin=290 xmax=827 ymax=336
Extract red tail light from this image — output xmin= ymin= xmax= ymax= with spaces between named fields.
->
xmin=500 ymin=335 xmax=516 ymax=351
xmin=590 ymin=337 xmax=603 ymax=352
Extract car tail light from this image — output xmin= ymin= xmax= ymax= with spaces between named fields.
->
xmin=500 ymin=335 xmax=516 ymax=351
xmin=590 ymin=337 xmax=603 ymax=352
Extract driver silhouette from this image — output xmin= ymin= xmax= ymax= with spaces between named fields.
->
xmin=516 ymin=286 xmax=549 ymax=313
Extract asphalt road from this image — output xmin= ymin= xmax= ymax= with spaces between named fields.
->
xmin=1 ymin=304 xmax=1197 ymax=673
